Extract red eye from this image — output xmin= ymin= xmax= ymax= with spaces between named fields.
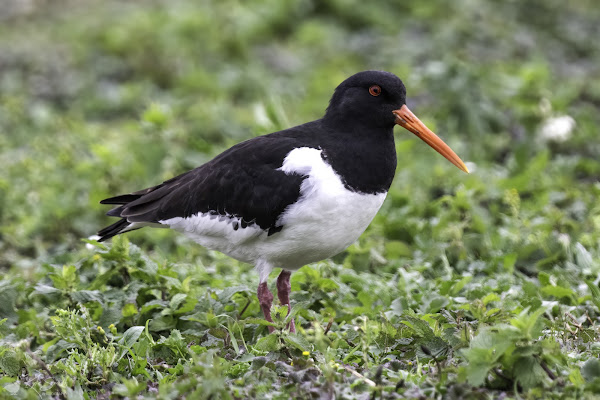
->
xmin=369 ymin=85 xmax=381 ymax=96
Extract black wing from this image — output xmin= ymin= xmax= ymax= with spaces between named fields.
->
xmin=98 ymin=129 xmax=320 ymax=242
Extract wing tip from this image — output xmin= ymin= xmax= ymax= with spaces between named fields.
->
xmin=100 ymin=193 xmax=142 ymax=205
xmin=97 ymin=219 xmax=130 ymax=242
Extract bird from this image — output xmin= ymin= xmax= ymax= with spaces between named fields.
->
xmin=97 ymin=70 xmax=468 ymax=333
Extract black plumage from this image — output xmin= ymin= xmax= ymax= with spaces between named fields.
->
xmin=97 ymin=219 xmax=131 ymax=241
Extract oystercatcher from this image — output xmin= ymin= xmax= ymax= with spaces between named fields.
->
xmin=98 ymin=71 xmax=468 ymax=333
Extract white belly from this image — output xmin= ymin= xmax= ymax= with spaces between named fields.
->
xmin=160 ymin=147 xmax=386 ymax=276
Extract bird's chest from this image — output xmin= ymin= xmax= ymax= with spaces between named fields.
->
xmin=268 ymin=147 xmax=387 ymax=265
xmin=279 ymin=180 xmax=386 ymax=245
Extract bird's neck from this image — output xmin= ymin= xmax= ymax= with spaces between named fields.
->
xmin=318 ymin=120 xmax=397 ymax=194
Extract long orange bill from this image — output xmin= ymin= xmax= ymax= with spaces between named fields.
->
xmin=393 ymin=105 xmax=469 ymax=173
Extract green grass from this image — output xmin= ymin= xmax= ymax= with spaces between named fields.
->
xmin=1 ymin=0 xmax=600 ymax=398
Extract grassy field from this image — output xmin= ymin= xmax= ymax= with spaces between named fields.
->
xmin=1 ymin=0 xmax=600 ymax=398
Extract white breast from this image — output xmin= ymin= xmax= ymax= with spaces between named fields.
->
xmin=257 ymin=147 xmax=386 ymax=268
xmin=160 ymin=147 xmax=386 ymax=277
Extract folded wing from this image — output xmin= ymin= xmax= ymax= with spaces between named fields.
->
xmin=98 ymin=135 xmax=314 ymax=241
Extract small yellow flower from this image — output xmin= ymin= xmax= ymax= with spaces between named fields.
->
xmin=97 ymin=326 xmax=105 ymax=335
xmin=92 ymin=254 xmax=101 ymax=261
xmin=108 ymin=324 xmax=117 ymax=335
xmin=302 ymin=351 xmax=310 ymax=356
xmin=407 ymin=361 xmax=413 ymax=366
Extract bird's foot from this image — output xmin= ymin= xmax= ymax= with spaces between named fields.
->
xmin=257 ymin=271 xmax=296 ymax=333
xmin=257 ymin=281 xmax=275 ymax=333
xmin=277 ymin=270 xmax=296 ymax=333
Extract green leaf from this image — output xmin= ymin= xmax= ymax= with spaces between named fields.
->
xmin=482 ymin=293 xmax=500 ymax=305
xmin=462 ymin=355 xmax=493 ymax=386
xmin=174 ymin=295 xmax=197 ymax=315
xmin=316 ymin=278 xmax=339 ymax=291
xmin=141 ymin=299 xmax=168 ymax=314
xmin=282 ymin=333 xmax=311 ymax=352
xmin=0 ymin=283 xmax=18 ymax=320
xmin=450 ymin=276 xmax=472 ymax=296
xmin=71 ymin=290 xmax=103 ymax=303
xmin=400 ymin=316 xmax=436 ymax=339
xmin=46 ymin=340 xmax=78 ymax=362
xmin=586 ymin=281 xmax=600 ymax=312
xmin=220 ymin=324 xmax=241 ymax=355
xmin=118 ymin=326 xmax=144 ymax=360
xmin=3 ymin=381 xmax=20 ymax=396
xmin=158 ymin=329 xmax=188 ymax=358
xmin=469 ymin=326 xmax=517 ymax=356
xmin=33 ymin=284 xmax=62 ymax=295
xmin=424 ymin=296 xmax=449 ymax=313
xmin=160 ymin=276 xmax=183 ymax=290
xmin=254 ymin=334 xmax=280 ymax=352
xmin=271 ymin=305 xmax=288 ymax=324
xmin=502 ymin=253 xmax=518 ymax=273
xmin=574 ymin=242 xmax=594 ymax=270
xmin=569 ymin=367 xmax=586 ymax=387
xmin=514 ymin=356 xmax=546 ymax=389
xmin=285 ymin=301 xmax=310 ymax=324
xmin=538 ymin=272 xmax=551 ymax=286
xmin=540 ymin=285 xmax=574 ymax=299
xmin=217 ymin=286 xmax=252 ymax=300
xmin=582 ymin=358 xmax=600 ymax=382
xmin=169 ymin=293 xmax=188 ymax=310
xmin=460 ymin=325 xmax=519 ymax=385
xmin=120 ymin=326 xmax=145 ymax=347
xmin=149 ymin=316 xmax=176 ymax=332
xmin=418 ymin=337 xmax=449 ymax=360
xmin=251 ymin=356 xmax=268 ymax=370
xmin=510 ymin=307 xmax=546 ymax=339
xmin=50 ymin=265 xmax=78 ymax=291
xmin=122 ymin=303 xmax=138 ymax=317
xmin=142 ymin=102 xmax=170 ymax=127
xmin=242 ymin=318 xmax=276 ymax=327
xmin=65 ymin=383 xmax=85 ymax=400
xmin=384 ymin=240 xmax=412 ymax=258
xmin=0 ymin=351 xmax=20 ymax=376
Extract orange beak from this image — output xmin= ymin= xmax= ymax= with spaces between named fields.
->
xmin=393 ymin=105 xmax=469 ymax=173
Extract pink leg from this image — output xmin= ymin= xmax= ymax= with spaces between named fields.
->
xmin=257 ymin=282 xmax=274 ymax=333
xmin=276 ymin=270 xmax=295 ymax=333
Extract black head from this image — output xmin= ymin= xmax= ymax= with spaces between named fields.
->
xmin=324 ymin=70 xmax=407 ymax=129
xmin=323 ymin=70 xmax=469 ymax=173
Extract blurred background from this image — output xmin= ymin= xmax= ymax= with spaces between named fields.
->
xmin=1 ymin=0 xmax=599 ymax=273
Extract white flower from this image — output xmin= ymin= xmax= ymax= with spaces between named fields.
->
xmin=86 ymin=235 xmax=101 ymax=250
xmin=464 ymin=161 xmax=477 ymax=173
xmin=539 ymin=115 xmax=576 ymax=142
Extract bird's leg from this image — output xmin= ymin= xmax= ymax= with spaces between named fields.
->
xmin=257 ymin=282 xmax=275 ymax=333
xmin=276 ymin=270 xmax=295 ymax=333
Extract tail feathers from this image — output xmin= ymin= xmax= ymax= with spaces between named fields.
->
xmin=100 ymin=193 xmax=143 ymax=205
xmin=98 ymin=192 xmax=146 ymax=240
xmin=97 ymin=219 xmax=138 ymax=242
xmin=98 ymin=184 xmax=173 ymax=241
xmin=106 ymin=205 xmax=126 ymax=217
xmin=100 ymin=183 xmax=166 ymax=205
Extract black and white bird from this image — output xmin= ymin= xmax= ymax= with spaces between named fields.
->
xmin=98 ymin=71 xmax=468 ymax=333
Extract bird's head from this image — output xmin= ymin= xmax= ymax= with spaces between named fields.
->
xmin=325 ymin=70 xmax=469 ymax=173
